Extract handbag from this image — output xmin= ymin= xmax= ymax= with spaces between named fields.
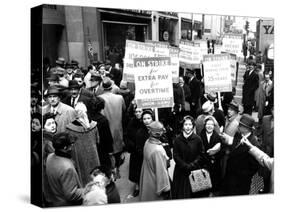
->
xmin=189 ymin=169 xmax=212 ymax=193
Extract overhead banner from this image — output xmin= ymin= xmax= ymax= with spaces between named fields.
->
xmin=203 ymin=54 xmax=232 ymax=93
xmin=179 ymin=40 xmax=201 ymax=64
xmin=123 ymin=40 xmax=155 ymax=82
xmin=134 ymin=57 xmax=174 ymax=109
xmin=222 ymin=34 xmax=243 ymax=57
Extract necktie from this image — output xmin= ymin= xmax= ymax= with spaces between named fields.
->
xmin=71 ymin=97 xmax=75 ymax=107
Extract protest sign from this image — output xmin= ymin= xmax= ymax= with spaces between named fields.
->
xmin=222 ymin=34 xmax=243 ymax=57
xmin=179 ymin=40 xmax=201 ymax=64
xmin=145 ymin=40 xmax=170 ymax=57
xmin=169 ymin=46 xmax=180 ymax=83
xmin=134 ymin=57 xmax=174 ymax=109
xmin=203 ymin=54 xmax=232 ymax=93
xmin=123 ymin=40 xmax=155 ymax=82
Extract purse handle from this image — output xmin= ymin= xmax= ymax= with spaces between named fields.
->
xmin=191 ymin=169 xmax=207 ymax=181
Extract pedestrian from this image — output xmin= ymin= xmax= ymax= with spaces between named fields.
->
xmin=172 ymin=115 xmax=205 ymax=199
xmin=42 ymin=112 xmax=57 ymax=206
xmin=256 ymin=71 xmax=273 ymax=122
xmin=186 ymin=69 xmax=201 ymax=118
xmin=42 ymin=86 xmax=76 ymax=133
xmin=126 ymin=106 xmax=143 ymax=197
xmin=195 ymin=100 xmax=220 ymax=135
xmin=66 ymin=102 xmax=100 ymax=186
xmin=139 ymin=121 xmax=171 ymax=201
xmin=241 ymin=137 xmax=274 ymax=193
xmin=200 ymin=116 xmax=223 ymax=195
xmin=99 ymin=77 xmax=126 ymax=178
xmin=45 ymin=132 xmax=84 ymax=207
xmin=31 ymin=89 xmax=42 ymax=115
xmin=88 ymin=72 xmax=103 ymax=96
xmin=242 ymin=59 xmax=259 ymax=115
xmin=91 ymin=97 xmax=114 ymax=168
xmin=62 ymin=79 xmax=96 ymax=121
xmin=133 ymin=109 xmax=154 ymax=196
xmin=220 ymin=114 xmax=260 ymax=196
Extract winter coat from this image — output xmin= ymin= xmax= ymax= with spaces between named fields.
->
xmin=139 ymin=137 xmax=170 ymax=201
xmin=100 ymin=91 xmax=126 ymax=154
xmin=66 ymin=120 xmax=100 ymax=186
xmin=222 ymin=132 xmax=259 ymax=196
xmin=91 ymin=112 xmax=114 ymax=168
xmin=45 ymin=153 xmax=84 ymax=207
xmin=172 ymin=133 xmax=205 ymax=199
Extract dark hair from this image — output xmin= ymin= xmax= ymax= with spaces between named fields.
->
xmin=31 ymin=113 xmax=42 ymax=126
xmin=43 ymin=112 xmax=57 ymax=128
xmin=181 ymin=115 xmax=195 ymax=128
xmin=90 ymin=165 xmax=112 ymax=179
xmin=52 ymin=132 xmax=76 ymax=150
xmin=204 ymin=116 xmax=216 ymax=128
xmin=141 ymin=109 xmax=154 ymax=121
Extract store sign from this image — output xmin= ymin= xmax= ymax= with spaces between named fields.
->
xmin=203 ymin=54 xmax=232 ymax=93
xmin=222 ymin=34 xmax=243 ymax=57
xmin=134 ymin=57 xmax=174 ymax=109
xmin=179 ymin=40 xmax=201 ymax=64
xmin=123 ymin=40 xmax=155 ymax=82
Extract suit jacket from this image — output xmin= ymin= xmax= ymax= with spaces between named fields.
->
xmin=62 ymin=88 xmax=96 ymax=121
xmin=242 ymin=70 xmax=259 ymax=105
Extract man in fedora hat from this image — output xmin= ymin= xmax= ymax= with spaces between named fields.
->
xmin=87 ymin=72 xmax=104 ymax=96
xmin=242 ymin=59 xmax=259 ymax=115
xmin=186 ymin=69 xmax=201 ymax=118
xmin=43 ymin=86 xmax=76 ymax=134
xmin=99 ymin=77 xmax=126 ymax=177
xmin=62 ymin=80 xmax=96 ymax=121
xmin=221 ymin=114 xmax=259 ymax=196
xmin=224 ymin=100 xmax=241 ymax=137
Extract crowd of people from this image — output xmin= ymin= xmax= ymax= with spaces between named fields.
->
xmin=31 ymin=54 xmax=274 ymax=207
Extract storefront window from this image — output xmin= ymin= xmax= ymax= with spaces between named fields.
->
xmin=159 ymin=17 xmax=178 ymax=45
xmin=103 ymin=22 xmax=148 ymax=66
xmin=181 ymin=19 xmax=192 ymax=40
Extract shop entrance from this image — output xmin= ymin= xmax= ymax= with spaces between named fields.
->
xmin=102 ymin=21 xmax=148 ymax=66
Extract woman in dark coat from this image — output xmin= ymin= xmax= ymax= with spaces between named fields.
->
xmin=131 ymin=109 xmax=154 ymax=196
xmin=200 ymin=116 xmax=223 ymax=194
xmin=126 ymin=106 xmax=143 ymax=195
xmin=91 ymin=97 xmax=114 ymax=168
xmin=172 ymin=115 xmax=205 ymax=199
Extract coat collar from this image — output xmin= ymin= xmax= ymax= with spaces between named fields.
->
xmin=66 ymin=120 xmax=97 ymax=132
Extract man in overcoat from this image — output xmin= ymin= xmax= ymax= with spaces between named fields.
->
xmin=221 ymin=114 xmax=259 ymax=196
xmin=42 ymin=86 xmax=76 ymax=133
xmin=242 ymin=60 xmax=259 ymax=115
xmin=45 ymin=132 xmax=84 ymax=207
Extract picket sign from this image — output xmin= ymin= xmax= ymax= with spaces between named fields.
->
xmin=133 ymin=57 xmax=174 ymax=120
